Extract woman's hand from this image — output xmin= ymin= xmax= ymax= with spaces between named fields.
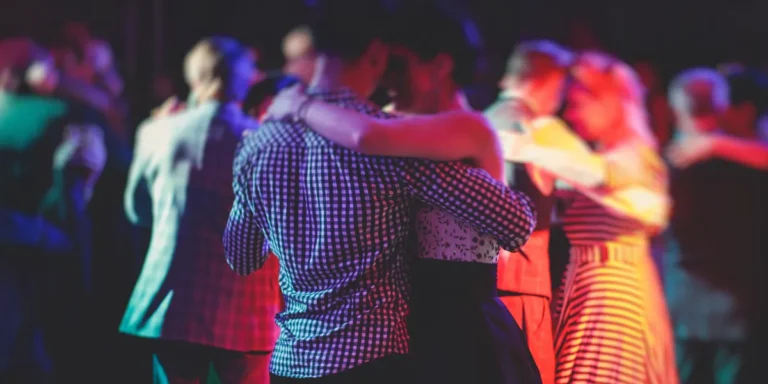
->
xmin=151 ymin=96 xmax=185 ymax=118
xmin=264 ymin=83 xmax=308 ymax=121
xmin=497 ymin=129 xmax=534 ymax=162
xmin=665 ymin=132 xmax=716 ymax=168
xmin=484 ymin=98 xmax=535 ymax=133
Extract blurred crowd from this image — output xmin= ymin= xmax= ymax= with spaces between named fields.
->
xmin=1 ymin=3 xmax=767 ymax=383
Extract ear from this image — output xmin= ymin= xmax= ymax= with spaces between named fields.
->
xmin=431 ymin=53 xmax=454 ymax=82
xmin=365 ymin=39 xmax=389 ymax=70
xmin=199 ymin=78 xmax=222 ymax=102
xmin=365 ymin=39 xmax=390 ymax=75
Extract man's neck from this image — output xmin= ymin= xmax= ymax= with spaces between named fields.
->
xmin=309 ymin=55 xmax=370 ymax=97
xmin=402 ymin=84 xmax=471 ymax=115
xmin=440 ymin=91 xmax=472 ymax=113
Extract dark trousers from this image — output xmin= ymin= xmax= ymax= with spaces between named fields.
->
xmin=270 ymin=355 xmax=411 ymax=384
xmin=153 ymin=340 xmax=270 ymax=384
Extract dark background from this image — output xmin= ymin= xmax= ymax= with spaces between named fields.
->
xmin=3 ymin=0 xmax=767 ymax=112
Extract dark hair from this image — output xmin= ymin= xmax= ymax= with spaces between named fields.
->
xmin=242 ymin=72 xmax=301 ymax=116
xmin=188 ymin=36 xmax=254 ymax=101
xmin=388 ymin=1 xmax=485 ymax=87
xmin=306 ymin=0 xmax=397 ymax=61
xmin=726 ymin=69 xmax=768 ymax=114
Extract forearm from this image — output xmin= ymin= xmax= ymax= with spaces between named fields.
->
xmin=124 ymin=155 xmax=152 ymax=227
xmin=404 ymin=160 xmax=536 ymax=251
xmin=518 ymin=146 xmax=606 ymax=189
xmin=305 ymin=100 xmax=496 ymax=164
xmin=303 ymin=98 xmax=379 ymax=153
xmin=223 ymin=172 xmax=270 ymax=275
xmin=581 ymin=186 xmax=670 ymax=231
xmin=124 ymin=181 xmax=152 ymax=227
xmin=713 ymin=136 xmax=768 ymax=170
xmin=223 ymin=216 xmax=269 ymax=275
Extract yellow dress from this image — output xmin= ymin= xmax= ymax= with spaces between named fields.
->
xmin=552 ymin=140 xmax=679 ymax=384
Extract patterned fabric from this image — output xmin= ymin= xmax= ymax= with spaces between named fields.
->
xmin=414 ymin=205 xmax=499 ymax=264
xmin=554 ymin=245 xmax=678 ymax=384
xmin=120 ymin=102 xmax=281 ymax=352
xmin=552 ymin=141 xmax=678 ymax=384
xmin=224 ymin=87 xmax=536 ymax=378
xmin=558 ymin=141 xmax=669 ymax=247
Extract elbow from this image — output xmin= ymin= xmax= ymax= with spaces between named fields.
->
xmin=224 ymin=250 xmax=264 ymax=276
xmin=643 ymin=204 xmax=671 ymax=235
xmin=521 ymin=201 xmax=538 ymax=241
xmin=352 ymin=122 xmax=388 ymax=155
xmin=500 ymin=193 xmax=538 ymax=252
xmin=577 ymin=166 xmax=607 ymax=189
xmin=223 ymin=234 xmax=267 ymax=275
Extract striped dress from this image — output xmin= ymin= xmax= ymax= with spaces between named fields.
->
xmin=552 ymin=141 xmax=679 ymax=384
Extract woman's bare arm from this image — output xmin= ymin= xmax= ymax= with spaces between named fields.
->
xmin=264 ymin=85 xmax=505 ymax=179
xmin=500 ymin=126 xmax=670 ymax=230
xmin=711 ymin=136 xmax=768 ymax=170
xmin=301 ymin=99 xmax=504 ymax=179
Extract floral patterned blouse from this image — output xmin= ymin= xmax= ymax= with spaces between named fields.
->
xmin=415 ymin=204 xmax=500 ymax=264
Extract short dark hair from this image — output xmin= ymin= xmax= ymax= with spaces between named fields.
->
xmin=242 ymin=72 xmax=301 ymax=116
xmin=389 ymin=1 xmax=485 ymax=87
xmin=188 ymin=36 xmax=254 ymax=101
xmin=306 ymin=0 xmax=397 ymax=61
xmin=726 ymin=69 xmax=768 ymax=114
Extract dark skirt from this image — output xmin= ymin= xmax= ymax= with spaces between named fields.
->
xmin=409 ymin=259 xmax=542 ymax=384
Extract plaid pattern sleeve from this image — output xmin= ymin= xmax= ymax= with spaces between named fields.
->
xmin=399 ymin=159 xmax=536 ymax=252
xmin=224 ymin=149 xmax=269 ymax=275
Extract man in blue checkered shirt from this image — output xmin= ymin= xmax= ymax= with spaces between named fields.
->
xmin=223 ymin=1 xmax=536 ymax=382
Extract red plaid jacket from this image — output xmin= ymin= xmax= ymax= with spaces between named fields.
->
xmin=119 ymin=102 xmax=280 ymax=352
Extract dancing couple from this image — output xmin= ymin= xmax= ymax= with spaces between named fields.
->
xmin=225 ymin=1 xmax=542 ymax=383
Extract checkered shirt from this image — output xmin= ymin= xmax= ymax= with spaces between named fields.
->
xmin=224 ymin=88 xmax=536 ymax=378
xmin=120 ymin=102 xmax=281 ymax=352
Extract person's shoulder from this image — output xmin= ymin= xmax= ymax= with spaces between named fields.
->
xmin=234 ymin=117 xmax=296 ymax=155
xmin=2 ymin=92 xmax=68 ymax=116
xmin=249 ymin=116 xmax=297 ymax=141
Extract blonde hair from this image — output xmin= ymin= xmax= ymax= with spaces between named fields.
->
xmin=509 ymin=40 xmax=574 ymax=80
xmin=570 ymin=51 xmax=657 ymax=148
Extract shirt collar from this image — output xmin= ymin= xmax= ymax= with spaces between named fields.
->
xmin=306 ymin=86 xmax=360 ymax=102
